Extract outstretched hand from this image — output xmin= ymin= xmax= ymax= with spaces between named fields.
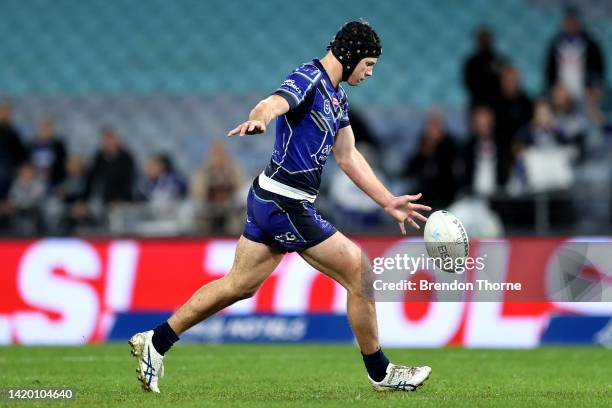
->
xmin=227 ymin=120 xmax=266 ymax=137
xmin=384 ymin=193 xmax=432 ymax=235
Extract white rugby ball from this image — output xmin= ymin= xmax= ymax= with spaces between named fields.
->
xmin=424 ymin=210 xmax=469 ymax=273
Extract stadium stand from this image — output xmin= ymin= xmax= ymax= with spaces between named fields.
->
xmin=1 ymin=0 xmax=611 ymax=235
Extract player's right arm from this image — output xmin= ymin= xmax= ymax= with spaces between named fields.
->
xmin=227 ymin=95 xmax=290 ymax=137
xmin=229 ymin=63 xmax=321 ymax=137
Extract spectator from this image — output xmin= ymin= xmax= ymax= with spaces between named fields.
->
xmin=459 ymin=106 xmax=503 ymax=196
xmin=0 ymin=100 xmax=27 ymax=199
xmin=493 ymin=64 xmax=533 ymax=184
xmin=191 ymin=141 xmax=244 ymax=234
xmin=138 ymin=153 xmax=187 ymax=214
xmin=463 ymin=26 xmax=506 ymax=109
xmin=28 ymin=117 xmax=67 ymax=190
xmin=550 ymin=83 xmax=587 ymax=160
xmin=52 ymin=156 xmax=90 ymax=233
xmin=584 ymin=83 xmax=608 ymax=129
xmin=56 ymin=156 xmax=88 ymax=204
xmin=545 ymin=6 xmax=605 ymax=100
xmin=85 ymin=127 xmax=136 ymax=205
xmin=510 ymin=100 xmax=576 ymax=194
xmin=517 ymin=99 xmax=565 ymax=148
xmin=449 ymin=197 xmax=504 ymax=238
xmin=6 ymin=163 xmax=45 ymax=235
xmin=403 ymin=109 xmax=458 ymax=208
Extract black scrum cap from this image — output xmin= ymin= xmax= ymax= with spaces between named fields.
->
xmin=327 ymin=21 xmax=382 ymax=81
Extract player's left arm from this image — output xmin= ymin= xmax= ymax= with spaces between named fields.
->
xmin=333 ymin=125 xmax=431 ymax=233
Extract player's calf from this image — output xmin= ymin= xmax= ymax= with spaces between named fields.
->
xmin=357 ymin=251 xmax=375 ymax=302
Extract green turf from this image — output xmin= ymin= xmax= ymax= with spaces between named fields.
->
xmin=1 ymin=344 xmax=611 ymax=407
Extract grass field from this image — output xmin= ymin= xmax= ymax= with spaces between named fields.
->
xmin=1 ymin=344 xmax=611 ymax=407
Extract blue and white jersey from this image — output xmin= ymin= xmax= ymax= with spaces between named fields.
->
xmin=264 ymin=59 xmax=350 ymax=198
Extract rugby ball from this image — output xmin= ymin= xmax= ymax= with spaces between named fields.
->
xmin=424 ymin=210 xmax=469 ymax=273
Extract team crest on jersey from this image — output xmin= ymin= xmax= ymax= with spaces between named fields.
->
xmin=324 ymin=100 xmax=331 ymax=115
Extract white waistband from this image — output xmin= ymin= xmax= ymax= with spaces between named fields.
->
xmin=258 ymin=173 xmax=317 ymax=203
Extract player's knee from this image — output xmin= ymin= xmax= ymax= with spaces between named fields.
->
xmin=227 ymin=275 xmax=261 ymax=300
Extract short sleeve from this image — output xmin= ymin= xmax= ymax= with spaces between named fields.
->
xmin=273 ymin=63 xmax=322 ymax=110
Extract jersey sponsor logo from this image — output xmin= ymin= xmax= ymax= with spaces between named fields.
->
xmin=281 ymin=79 xmax=302 ymax=95
xmin=318 ymin=144 xmax=333 ymax=164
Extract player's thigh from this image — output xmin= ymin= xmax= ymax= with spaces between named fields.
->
xmin=300 ymin=231 xmax=372 ymax=295
xmin=226 ymin=235 xmax=284 ymax=293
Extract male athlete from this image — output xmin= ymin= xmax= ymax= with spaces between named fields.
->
xmin=129 ymin=21 xmax=432 ymax=393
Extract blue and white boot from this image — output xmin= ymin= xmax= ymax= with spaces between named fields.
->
xmin=369 ymin=363 xmax=431 ymax=391
xmin=129 ymin=330 xmax=165 ymax=393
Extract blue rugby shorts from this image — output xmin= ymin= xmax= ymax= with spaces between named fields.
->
xmin=242 ymin=178 xmax=337 ymax=253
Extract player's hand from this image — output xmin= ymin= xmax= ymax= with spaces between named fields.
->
xmin=227 ymin=120 xmax=266 ymax=137
xmin=383 ymin=193 xmax=431 ymax=235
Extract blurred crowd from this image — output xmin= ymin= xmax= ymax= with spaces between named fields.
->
xmin=0 ymin=7 xmax=610 ymax=237
xmin=0 ymin=106 xmax=246 ymax=236
xmin=397 ymin=8 xmax=610 ymax=235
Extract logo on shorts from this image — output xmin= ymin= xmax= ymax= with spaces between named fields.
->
xmin=274 ymin=232 xmax=297 ymax=243
xmin=314 ymin=213 xmax=330 ymax=228
xmin=324 ymin=100 xmax=331 ymax=115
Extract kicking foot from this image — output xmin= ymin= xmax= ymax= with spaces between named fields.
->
xmin=129 ymin=330 xmax=165 ymax=393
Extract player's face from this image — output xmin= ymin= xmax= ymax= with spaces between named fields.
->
xmin=346 ymin=58 xmax=377 ymax=86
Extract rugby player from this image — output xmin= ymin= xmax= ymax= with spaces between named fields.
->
xmin=130 ymin=20 xmax=432 ymax=393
